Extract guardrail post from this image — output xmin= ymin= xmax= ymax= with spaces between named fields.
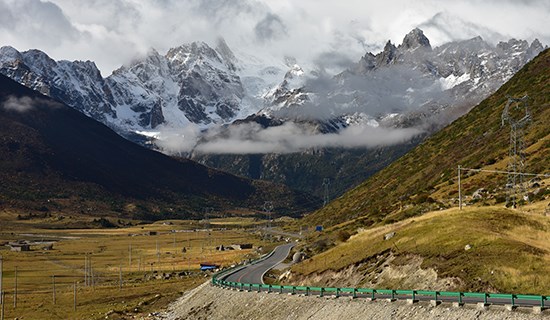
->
xmin=391 ymin=290 xmax=395 ymax=301
xmin=306 ymin=287 xmax=310 ymax=296
xmin=248 ymin=284 xmax=252 ymax=292
xmin=280 ymin=286 xmax=283 ymax=294
xmin=484 ymin=293 xmax=488 ymax=305
xmin=511 ymin=294 xmax=515 ymax=307
xmin=268 ymin=285 xmax=272 ymax=293
xmin=412 ymin=290 xmax=416 ymax=300
xmin=292 ymin=286 xmax=296 ymax=295
xmin=371 ymin=289 xmax=376 ymax=301
xmin=459 ymin=292 xmax=463 ymax=305
xmin=240 ymin=283 xmax=244 ymax=291
xmin=434 ymin=291 xmax=438 ymax=301
xmin=320 ymin=288 xmax=324 ymax=298
xmin=353 ymin=288 xmax=357 ymax=299
xmin=541 ymin=296 xmax=545 ymax=308
xmin=258 ymin=284 xmax=261 ymax=293
xmin=336 ymin=288 xmax=340 ymax=298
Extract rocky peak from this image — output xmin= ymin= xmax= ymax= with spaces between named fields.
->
xmin=496 ymin=38 xmax=529 ymax=55
xmin=357 ymin=52 xmax=376 ymax=74
xmin=376 ymin=40 xmax=397 ymax=66
xmin=215 ymin=38 xmax=238 ymax=71
xmin=529 ymin=39 xmax=545 ymax=57
xmin=167 ymin=42 xmax=222 ymax=66
xmin=0 ymin=46 xmax=23 ymax=63
xmin=400 ymin=28 xmax=431 ymax=51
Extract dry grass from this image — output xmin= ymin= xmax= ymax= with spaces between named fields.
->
xmin=0 ymin=214 xmax=268 ymax=319
xmin=293 ymin=205 xmax=550 ymax=295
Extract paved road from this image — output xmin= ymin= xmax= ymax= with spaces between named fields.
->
xmin=224 ymin=243 xmax=294 ymax=284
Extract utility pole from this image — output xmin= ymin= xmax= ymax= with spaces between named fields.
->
xmin=173 ymin=232 xmax=176 ymax=252
xmin=119 ymin=264 xmax=122 ymax=291
xmin=263 ymin=201 xmax=274 ymax=238
xmin=90 ymin=258 xmax=94 ymax=289
xmin=322 ymin=178 xmax=331 ymax=207
xmin=458 ymin=165 xmax=462 ymax=210
xmin=73 ymin=282 xmax=77 ymax=311
xmin=52 ymin=275 xmax=56 ymax=305
xmin=156 ymin=240 xmax=160 ymax=264
xmin=84 ymin=254 xmax=88 ymax=287
xmin=0 ymin=255 xmax=2 ymax=305
xmin=13 ymin=266 xmax=16 ymax=309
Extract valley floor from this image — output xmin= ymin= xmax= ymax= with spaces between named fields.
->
xmin=154 ymin=281 xmax=548 ymax=320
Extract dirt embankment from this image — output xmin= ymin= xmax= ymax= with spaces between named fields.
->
xmin=152 ymin=282 xmax=547 ymax=320
xmin=287 ymin=253 xmax=463 ymax=292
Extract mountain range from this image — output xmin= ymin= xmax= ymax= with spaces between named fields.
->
xmin=303 ymin=47 xmax=550 ymax=229
xmin=0 ymin=29 xmax=545 ymax=199
xmin=0 ymin=74 xmax=315 ymax=220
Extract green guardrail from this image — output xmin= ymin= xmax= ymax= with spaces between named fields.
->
xmin=212 ymin=257 xmax=549 ymax=309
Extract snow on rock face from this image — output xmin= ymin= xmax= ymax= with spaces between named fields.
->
xmin=261 ymin=30 xmax=545 ymax=131
xmin=0 ymin=29 xmax=545 ymax=144
xmin=0 ymin=46 xmax=117 ymax=120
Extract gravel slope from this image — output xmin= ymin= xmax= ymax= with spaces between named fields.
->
xmin=153 ymin=282 xmax=548 ymax=320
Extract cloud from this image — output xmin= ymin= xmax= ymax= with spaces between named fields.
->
xmin=154 ymin=121 xmax=422 ymax=155
xmin=2 ymin=96 xmax=35 ymax=113
xmin=154 ymin=123 xmax=201 ymax=154
xmin=0 ymin=0 xmax=547 ymax=75
xmin=254 ymin=13 xmax=288 ymax=43
xmin=2 ymin=95 xmax=63 ymax=113
xmin=2 ymin=96 xmax=36 ymax=112
xmin=0 ymin=0 xmax=80 ymax=47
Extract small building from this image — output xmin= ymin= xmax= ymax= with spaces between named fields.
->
xmin=9 ymin=244 xmax=31 ymax=252
xmin=231 ymin=243 xmax=253 ymax=250
xmin=200 ymin=263 xmax=220 ymax=271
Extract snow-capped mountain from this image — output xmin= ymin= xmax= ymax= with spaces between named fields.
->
xmin=263 ymin=28 xmax=544 ymax=130
xmin=0 ymin=29 xmax=544 ymax=142
xmin=0 ymin=39 xmax=295 ymax=136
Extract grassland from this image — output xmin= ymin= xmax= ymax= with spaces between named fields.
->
xmin=0 ymin=212 xmax=274 ymax=319
xmin=292 ymin=200 xmax=550 ymax=295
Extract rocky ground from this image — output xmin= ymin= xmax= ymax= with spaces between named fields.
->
xmin=146 ymin=282 xmax=549 ymax=320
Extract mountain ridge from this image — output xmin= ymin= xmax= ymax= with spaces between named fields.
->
xmin=0 ymin=74 xmax=316 ymax=219
xmin=300 ymin=48 xmax=550 ymax=229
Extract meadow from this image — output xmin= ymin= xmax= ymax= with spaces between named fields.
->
xmin=0 ymin=212 xmax=272 ymax=319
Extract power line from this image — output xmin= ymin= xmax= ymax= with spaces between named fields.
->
xmin=459 ymin=167 xmax=550 ymax=178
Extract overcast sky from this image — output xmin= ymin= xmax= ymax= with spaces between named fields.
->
xmin=0 ymin=0 xmax=548 ymax=75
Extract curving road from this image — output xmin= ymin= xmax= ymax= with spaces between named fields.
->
xmin=224 ymin=243 xmax=294 ymax=284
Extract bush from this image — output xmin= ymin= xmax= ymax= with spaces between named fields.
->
xmin=337 ymin=230 xmax=351 ymax=242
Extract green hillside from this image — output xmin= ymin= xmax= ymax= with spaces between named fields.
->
xmin=302 ymin=48 xmax=550 ymax=231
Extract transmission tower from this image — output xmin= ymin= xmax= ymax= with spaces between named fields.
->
xmin=322 ymin=178 xmax=331 ymax=207
xmin=263 ymin=201 xmax=274 ymax=229
xmin=501 ymin=95 xmax=530 ymax=208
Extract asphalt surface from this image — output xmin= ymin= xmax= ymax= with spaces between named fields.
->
xmin=219 ymin=243 xmax=548 ymax=308
xmin=224 ymin=243 xmax=295 ymax=284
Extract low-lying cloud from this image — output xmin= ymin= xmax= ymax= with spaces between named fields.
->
xmin=2 ymin=96 xmax=36 ymax=112
xmin=154 ymin=121 xmax=422 ymax=155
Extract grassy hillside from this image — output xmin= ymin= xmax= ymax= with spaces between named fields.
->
xmin=292 ymin=203 xmax=550 ymax=294
xmin=302 ymin=48 xmax=550 ymax=230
